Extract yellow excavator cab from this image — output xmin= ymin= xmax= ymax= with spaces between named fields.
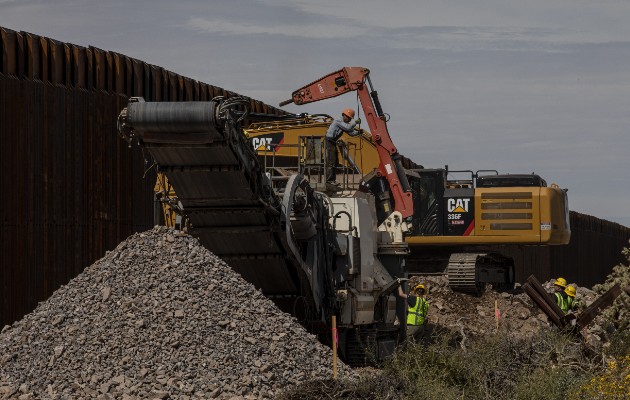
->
xmin=245 ymin=115 xmax=380 ymax=175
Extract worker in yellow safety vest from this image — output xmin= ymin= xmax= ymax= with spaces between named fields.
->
xmin=550 ymin=277 xmax=570 ymax=314
xmin=565 ymin=285 xmax=578 ymax=313
xmin=398 ymin=281 xmax=429 ymax=341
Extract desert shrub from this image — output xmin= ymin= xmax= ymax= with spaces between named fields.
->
xmin=593 ymin=243 xmax=630 ymax=332
xmin=575 ymin=241 xmax=630 ymax=400
xmin=280 ymin=329 xmax=601 ymax=400
xmin=574 ymin=355 xmax=630 ymax=399
xmin=604 ymin=328 xmax=630 ymax=360
xmin=385 ymin=329 xmax=596 ymax=400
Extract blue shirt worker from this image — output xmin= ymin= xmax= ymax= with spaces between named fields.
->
xmin=324 ymin=108 xmax=361 ymax=183
xmin=398 ymin=282 xmax=429 ymax=341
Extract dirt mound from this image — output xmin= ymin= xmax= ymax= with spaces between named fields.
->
xmin=0 ymin=227 xmax=351 ymax=399
xmin=417 ymin=276 xmax=546 ymax=340
xmin=414 ymin=276 xmax=600 ymax=342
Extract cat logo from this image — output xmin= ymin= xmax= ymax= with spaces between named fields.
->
xmin=447 ymin=198 xmax=470 ymax=213
xmin=252 ymin=137 xmax=272 ymax=151
xmin=251 ymin=132 xmax=284 ymax=152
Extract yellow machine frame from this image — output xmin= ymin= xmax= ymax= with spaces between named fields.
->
xmin=245 ymin=116 xmax=570 ymax=246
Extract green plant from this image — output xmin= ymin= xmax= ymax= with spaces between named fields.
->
xmin=593 ymin=243 xmax=630 ymax=332
xmin=575 ymin=355 xmax=630 ymax=399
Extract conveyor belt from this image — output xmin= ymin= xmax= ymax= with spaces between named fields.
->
xmin=119 ymin=99 xmax=303 ymax=296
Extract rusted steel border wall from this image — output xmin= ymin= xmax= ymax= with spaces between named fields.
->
xmin=490 ymin=214 xmax=630 ymax=288
xmin=0 ymin=27 xmax=285 ymax=327
xmin=551 ymin=212 xmax=630 ymax=287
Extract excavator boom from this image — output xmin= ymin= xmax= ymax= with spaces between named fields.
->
xmin=280 ymin=67 xmax=414 ymax=219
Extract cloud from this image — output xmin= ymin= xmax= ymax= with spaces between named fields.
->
xmin=185 ymin=16 xmax=367 ymax=39
xmin=185 ymin=15 xmax=629 ymax=54
xmin=262 ymin=0 xmax=630 ymax=40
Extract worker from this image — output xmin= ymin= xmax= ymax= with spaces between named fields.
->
xmin=550 ymin=277 xmax=570 ymax=314
xmin=397 ymin=281 xmax=429 ymax=342
xmin=324 ymin=108 xmax=362 ymax=183
xmin=565 ymin=285 xmax=578 ymax=313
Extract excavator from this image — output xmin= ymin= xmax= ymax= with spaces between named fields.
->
xmin=247 ymin=66 xmax=571 ymax=294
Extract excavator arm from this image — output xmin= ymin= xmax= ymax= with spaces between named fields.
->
xmin=280 ymin=67 xmax=414 ymax=219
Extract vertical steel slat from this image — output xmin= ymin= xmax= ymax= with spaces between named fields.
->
xmin=0 ymin=77 xmax=5 ymax=320
xmin=72 ymin=45 xmax=86 ymax=88
xmin=199 ymin=83 xmax=209 ymax=101
xmin=124 ymin=56 xmax=133 ymax=95
xmin=92 ymin=47 xmax=106 ymax=91
xmin=184 ymin=77 xmax=193 ymax=100
xmin=49 ymin=39 xmax=63 ymax=85
xmin=1 ymin=28 xmax=17 ymax=76
xmin=132 ymin=59 xmax=143 ymax=96
xmin=63 ymin=43 xmax=72 ymax=86
xmin=39 ymin=37 xmax=49 ymax=84
xmin=114 ymin=53 xmax=124 ymax=93
xmin=150 ymin=65 xmax=162 ymax=101
xmin=54 ymin=84 xmax=65 ymax=283
xmin=86 ymin=47 xmax=94 ymax=91
xmin=0 ymin=30 xmax=4 ymax=75
xmin=161 ymin=68 xmax=170 ymax=101
xmin=193 ymin=80 xmax=200 ymax=101
xmin=177 ymin=75 xmax=184 ymax=100
xmin=168 ymin=71 xmax=177 ymax=101
xmin=25 ymin=33 xmax=40 ymax=80
xmin=15 ymin=30 xmax=24 ymax=78
xmin=105 ymin=51 xmax=114 ymax=93
xmin=143 ymin=63 xmax=150 ymax=99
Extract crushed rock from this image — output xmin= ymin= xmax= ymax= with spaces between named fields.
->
xmin=0 ymin=226 xmax=353 ymax=399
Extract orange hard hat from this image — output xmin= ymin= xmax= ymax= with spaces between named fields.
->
xmin=342 ymin=108 xmax=355 ymax=119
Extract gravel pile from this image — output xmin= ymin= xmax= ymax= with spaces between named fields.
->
xmin=0 ymin=226 xmax=351 ymax=399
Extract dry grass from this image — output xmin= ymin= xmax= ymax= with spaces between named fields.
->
xmin=279 ymin=329 xmax=601 ymax=400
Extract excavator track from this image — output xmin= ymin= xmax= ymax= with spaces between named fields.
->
xmin=447 ymin=252 xmax=515 ymax=294
xmin=118 ymin=99 xmax=312 ymax=304
xmin=447 ymin=253 xmax=483 ymax=294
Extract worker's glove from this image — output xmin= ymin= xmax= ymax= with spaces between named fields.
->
xmin=355 ymin=118 xmax=361 ymax=125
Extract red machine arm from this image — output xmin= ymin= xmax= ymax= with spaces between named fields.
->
xmin=280 ymin=67 xmax=414 ymax=219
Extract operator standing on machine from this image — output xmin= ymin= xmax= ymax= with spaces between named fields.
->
xmin=325 ymin=108 xmax=362 ymax=183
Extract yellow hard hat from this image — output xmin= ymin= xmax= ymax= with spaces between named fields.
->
xmin=554 ymin=277 xmax=567 ymax=288
xmin=412 ymin=284 xmax=426 ymax=294
xmin=565 ymin=285 xmax=576 ymax=298
xmin=342 ymin=108 xmax=355 ymax=119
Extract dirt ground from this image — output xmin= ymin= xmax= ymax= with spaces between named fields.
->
xmin=406 ymin=275 xmax=603 ymax=344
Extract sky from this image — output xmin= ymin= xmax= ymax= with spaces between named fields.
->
xmin=1 ymin=0 xmax=629 ymax=227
